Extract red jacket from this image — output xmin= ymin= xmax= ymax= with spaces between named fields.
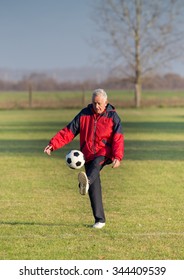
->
xmin=49 ymin=103 xmax=124 ymax=162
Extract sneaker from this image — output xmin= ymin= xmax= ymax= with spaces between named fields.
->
xmin=93 ymin=222 xmax=105 ymax=229
xmin=78 ymin=171 xmax=89 ymax=195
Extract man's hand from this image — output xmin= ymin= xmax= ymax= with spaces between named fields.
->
xmin=44 ymin=145 xmax=53 ymax=156
xmin=112 ymin=159 xmax=121 ymax=168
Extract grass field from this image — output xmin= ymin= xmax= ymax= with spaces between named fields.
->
xmin=0 ymin=107 xmax=184 ymax=260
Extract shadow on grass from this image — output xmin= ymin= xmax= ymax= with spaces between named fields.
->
xmin=0 ymin=221 xmax=60 ymax=226
xmin=0 ymin=139 xmax=183 ymax=160
xmin=0 ymin=221 xmax=79 ymax=227
xmin=125 ymin=140 xmax=184 ymax=160
xmin=1 ymin=120 xmax=184 ymax=160
xmin=124 ymin=121 xmax=184 ymax=134
xmin=0 ymin=121 xmax=68 ymax=134
xmin=0 ymin=139 xmax=79 ymax=156
xmin=2 ymin=120 xmax=184 ymax=134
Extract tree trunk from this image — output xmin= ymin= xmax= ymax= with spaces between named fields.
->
xmin=134 ymin=0 xmax=142 ymax=108
xmin=134 ymin=82 xmax=142 ymax=108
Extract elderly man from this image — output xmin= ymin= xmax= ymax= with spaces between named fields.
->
xmin=44 ymin=89 xmax=124 ymax=229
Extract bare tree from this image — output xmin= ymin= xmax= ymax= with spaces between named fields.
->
xmin=91 ymin=0 xmax=184 ymax=107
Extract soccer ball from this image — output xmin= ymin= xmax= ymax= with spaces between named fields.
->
xmin=66 ymin=150 xmax=85 ymax=169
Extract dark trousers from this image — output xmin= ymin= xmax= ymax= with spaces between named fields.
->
xmin=84 ymin=156 xmax=111 ymax=223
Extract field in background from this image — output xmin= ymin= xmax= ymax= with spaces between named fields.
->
xmin=0 ymin=89 xmax=184 ymax=109
xmin=0 ymin=107 xmax=183 ymax=260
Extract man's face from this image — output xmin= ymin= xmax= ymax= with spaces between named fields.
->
xmin=92 ymin=95 xmax=107 ymax=114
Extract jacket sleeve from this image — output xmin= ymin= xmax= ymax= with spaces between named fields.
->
xmin=49 ymin=112 xmax=80 ymax=151
xmin=112 ymin=113 xmax=124 ymax=161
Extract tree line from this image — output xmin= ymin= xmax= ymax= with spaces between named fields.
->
xmin=0 ymin=72 xmax=184 ymax=91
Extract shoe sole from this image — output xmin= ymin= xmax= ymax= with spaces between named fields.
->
xmin=78 ymin=172 xmax=89 ymax=195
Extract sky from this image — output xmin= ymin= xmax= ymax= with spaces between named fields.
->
xmin=0 ymin=0 xmax=183 ymax=75
xmin=0 ymin=0 xmax=98 ymax=70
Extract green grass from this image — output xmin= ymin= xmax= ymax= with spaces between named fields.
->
xmin=0 ymin=107 xmax=184 ymax=259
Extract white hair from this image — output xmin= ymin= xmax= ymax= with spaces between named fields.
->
xmin=92 ymin=88 xmax=108 ymax=101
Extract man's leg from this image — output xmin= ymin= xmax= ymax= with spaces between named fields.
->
xmin=88 ymin=174 xmax=105 ymax=223
xmin=85 ymin=156 xmax=107 ymax=223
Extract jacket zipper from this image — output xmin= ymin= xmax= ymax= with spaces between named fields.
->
xmin=93 ymin=114 xmax=102 ymax=156
xmin=93 ymin=119 xmax=97 ymax=155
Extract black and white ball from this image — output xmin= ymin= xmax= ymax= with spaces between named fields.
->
xmin=66 ymin=150 xmax=85 ymax=169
